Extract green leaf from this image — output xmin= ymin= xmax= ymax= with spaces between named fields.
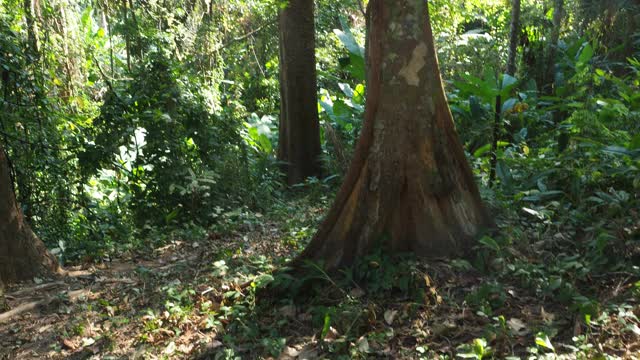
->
xmin=338 ymin=83 xmax=354 ymax=98
xmin=457 ymin=353 xmax=481 ymax=359
xmin=630 ymin=133 xmax=640 ymax=150
xmin=603 ymin=145 xmax=638 ymax=157
xmin=473 ymin=142 xmax=509 ymax=158
xmin=253 ymin=274 xmax=274 ymax=287
xmin=478 ymin=236 xmax=500 ymax=252
xmin=333 ymin=24 xmax=364 ymax=58
xmin=353 ymin=84 xmax=366 ymax=104
xmin=627 ymin=323 xmax=640 ymax=336
xmin=502 ymin=98 xmax=518 ymax=113
xmin=522 ymin=190 xmax=564 ymax=202
xmin=522 ymin=207 xmax=545 ymax=220
xmin=469 ymin=96 xmax=484 ymax=119
xmin=330 ymin=100 xmax=352 ymax=126
xmin=502 ymin=74 xmax=517 ymax=89
xmin=348 ymin=54 xmax=366 ymax=81
xmin=496 ymin=161 xmax=513 ymax=186
xmin=319 ymin=94 xmax=334 ymax=115
xmin=484 ymin=67 xmax=497 ymax=89
xmin=535 ymin=332 xmax=555 ymax=352
xmin=473 ymin=143 xmax=492 ymax=158
xmin=258 ymin=134 xmax=272 ymax=154
xmin=81 ymin=6 xmax=93 ymax=29
xmin=321 ymin=312 xmax=331 ymax=339
xmin=473 ymin=338 xmax=488 ymax=355
xmin=459 ymin=73 xmax=499 ymax=102
xmin=577 ymin=43 xmax=594 ymax=65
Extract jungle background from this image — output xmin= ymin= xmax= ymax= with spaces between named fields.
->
xmin=0 ymin=0 xmax=639 ymax=358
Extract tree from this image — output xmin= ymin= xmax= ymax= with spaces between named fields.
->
xmin=506 ymin=0 xmax=521 ymax=77
xmin=298 ymin=0 xmax=493 ymax=270
xmin=0 ymin=144 xmax=58 ymax=284
xmin=489 ymin=0 xmax=521 ymax=185
xmin=277 ymin=0 xmax=323 ymax=185
xmin=0 ymin=279 xmax=5 ymax=311
xmin=545 ymin=0 xmax=564 ymax=95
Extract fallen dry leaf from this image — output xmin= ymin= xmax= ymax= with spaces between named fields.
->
xmin=507 ymin=318 xmax=529 ymax=336
xmin=356 ymin=335 xmax=370 ymax=353
xmin=384 ymin=309 xmax=398 ymax=325
xmin=324 ymin=326 xmax=339 ymax=342
xmin=278 ymin=346 xmax=300 ymax=359
xmin=349 ymin=287 xmax=365 ymax=298
xmin=62 ymin=338 xmax=78 ymax=350
xmin=279 ymin=305 xmax=296 ymax=318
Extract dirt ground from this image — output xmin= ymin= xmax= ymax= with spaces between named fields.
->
xmin=1 ymin=220 xmax=639 ymax=359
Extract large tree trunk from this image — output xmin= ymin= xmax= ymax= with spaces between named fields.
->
xmin=298 ymin=0 xmax=492 ymax=270
xmin=277 ymin=0 xmax=322 ymax=185
xmin=0 ymin=144 xmax=59 ymax=284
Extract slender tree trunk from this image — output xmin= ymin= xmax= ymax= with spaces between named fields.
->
xmin=0 ymin=144 xmax=59 ymax=284
xmin=545 ymin=0 xmax=563 ymax=95
xmin=0 ymin=279 xmax=5 ymax=311
xmin=489 ymin=0 xmax=521 ymax=186
xmin=627 ymin=11 xmax=638 ymax=60
xmin=59 ymin=3 xmax=74 ymax=99
xmin=105 ymin=3 xmax=115 ymax=74
xmin=506 ymin=0 xmax=521 ymax=77
xmin=122 ymin=0 xmax=132 ymax=71
xmin=298 ymin=0 xmax=492 ymax=270
xmin=127 ymin=0 xmax=143 ymax=60
xmin=277 ymin=0 xmax=322 ymax=185
xmin=489 ymin=95 xmax=502 ymax=185
xmin=23 ymin=0 xmax=39 ymax=60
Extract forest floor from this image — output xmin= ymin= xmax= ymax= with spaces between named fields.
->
xmin=1 ymin=197 xmax=639 ymax=359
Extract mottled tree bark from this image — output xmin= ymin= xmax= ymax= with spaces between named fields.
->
xmin=23 ymin=0 xmax=39 ymax=59
xmin=298 ymin=0 xmax=492 ymax=270
xmin=277 ymin=0 xmax=322 ymax=185
xmin=0 ymin=144 xmax=59 ymax=284
xmin=506 ymin=0 xmax=521 ymax=77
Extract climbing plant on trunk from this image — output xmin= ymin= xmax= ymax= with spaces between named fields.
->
xmin=298 ymin=0 xmax=493 ymax=270
xmin=277 ymin=0 xmax=323 ymax=185
xmin=0 ymin=144 xmax=58 ymax=283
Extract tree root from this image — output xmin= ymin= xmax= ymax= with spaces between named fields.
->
xmin=6 ymin=281 xmax=66 ymax=298
xmin=0 ymin=288 xmax=90 ymax=324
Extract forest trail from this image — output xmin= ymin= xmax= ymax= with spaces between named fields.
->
xmin=2 ymin=215 xmax=638 ymax=359
xmin=1 ymin=0 xmax=638 ymax=358
xmin=0 ymin=222 xmax=291 ymax=359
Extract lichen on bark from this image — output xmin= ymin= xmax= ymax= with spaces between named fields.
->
xmin=399 ymin=42 xmax=428 ymax=86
